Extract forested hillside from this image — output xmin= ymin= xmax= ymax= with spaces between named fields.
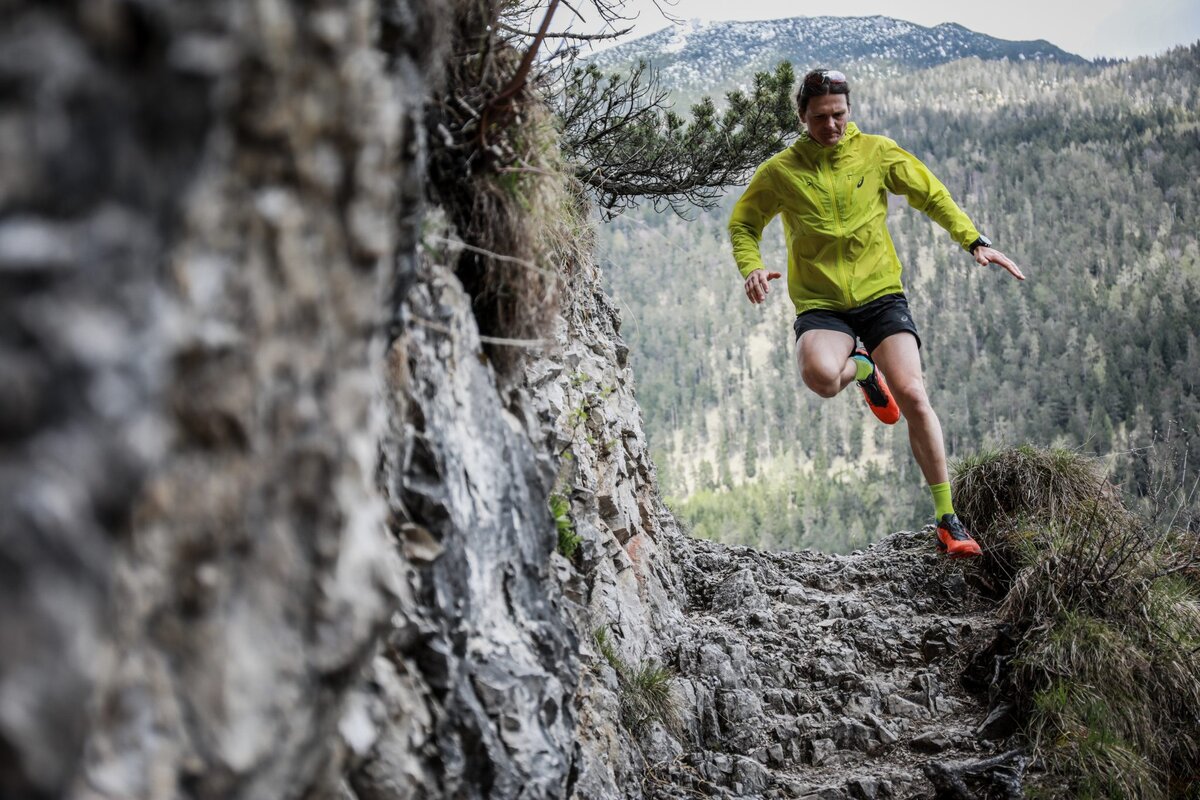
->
xmin=598 ymin=44 xmax=1200 ymax=552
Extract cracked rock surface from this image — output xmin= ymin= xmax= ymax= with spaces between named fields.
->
xmin=646 ymin=530 xmax=1003 ymax=799
xmin=513 ymin=243 xmax=1014 ymax=799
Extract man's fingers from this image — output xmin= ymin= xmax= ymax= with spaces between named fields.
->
xmin=745 ymin=279 xmax=761 ymax=304
xmin=744 ymin=269 xmax=783 ymax=304
xmin=992 ymin=251 xmax=1026 ymax=281
xmin=977 ymin=249 xmax=1026 ymax=281
xmin=1002 ymin=261 xmax=1026 ymax=280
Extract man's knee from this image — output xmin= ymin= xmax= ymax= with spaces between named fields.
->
xmin=891 ymin=379 xmax=932 ymax=415
xmin=804 ymin=371 xmax=842 ymax=398
xmin=796 ymin=331 xmax=855 ymax=398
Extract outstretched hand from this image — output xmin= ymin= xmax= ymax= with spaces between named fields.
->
xmin=745 ymin=269 xmax=783 ymax=304
xmin=975 ymin=246 xmax=1026 ymax=281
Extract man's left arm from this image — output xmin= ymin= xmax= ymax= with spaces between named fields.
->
xmin=882 ymin=141 xmax=1025 ymax=281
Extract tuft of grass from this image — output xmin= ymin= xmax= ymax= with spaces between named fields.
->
xmin=428 ymin=44 xmax=592 ymax=379
xmin=620 ymin=661 xmax=682 ymax=737
xmin=592 ymin=626 xmax=624 ymax=675
xmin=592 ymin=626 xmax=682 ymax=737
xmin=550 ymin=493 xmax=581 ymax=559
xmin=1027 ymin=692 xmax=1162 ymax=800
xmin=954 ymin=446 xmax=1149 ymax=607
xmin=953 ymin=445 xmax=1116 ymax=538
xmin=1020 ymin=614 xmax=1160 ymax=794
xmin=955 ymin=445 xmax=1200 ymax=798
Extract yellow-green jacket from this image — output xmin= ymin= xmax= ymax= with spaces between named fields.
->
xmin=729 ymin=122 xmax=981 ymax=314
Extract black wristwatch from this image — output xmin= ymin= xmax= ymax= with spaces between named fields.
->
xmin=968 ymin=234 xmax=992 ymax=255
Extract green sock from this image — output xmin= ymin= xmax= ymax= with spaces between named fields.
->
xmin=851 ymin=354 xmax=874 ymax=382
xmin=930 ymin=482 xmax=954 ymax=519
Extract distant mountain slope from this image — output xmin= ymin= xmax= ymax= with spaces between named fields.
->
xmin=595 ymin=45 xmax=1200 ymax=552
xmin=590 ymin=15 xmax=1088 ymax=94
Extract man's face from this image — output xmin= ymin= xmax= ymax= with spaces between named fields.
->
xmin=800 ymin=93 xmax=849 ymax=147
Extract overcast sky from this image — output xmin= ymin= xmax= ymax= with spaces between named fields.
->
xmin=571 ymin=0 xmax=1200 ymax=59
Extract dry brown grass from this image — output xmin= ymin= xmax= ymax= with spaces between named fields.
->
xmin=438 ymin=96 xmax=588 ymax=375
xmin=424 ymin=8 xmax=596 ymax=379
xmin=953 ymin=446 xmax=1116 ymax=539
xmin=953 ymin=445 xmax=1200 ymax=798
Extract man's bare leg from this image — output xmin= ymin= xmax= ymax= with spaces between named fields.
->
xmin=869 ymin=332 xmax=948 ymax=485
xmin=802 ymin=329 xmax=980 ymax=555
xmin=872 ymin=333 xmax=981 ymax=556
xmin=795 ymin=329 xmax=857 ymax=398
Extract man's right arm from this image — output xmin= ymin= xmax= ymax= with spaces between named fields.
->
xmin=729 ymin=162 xmax=784 ymax=304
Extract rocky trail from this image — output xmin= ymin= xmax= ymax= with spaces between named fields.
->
xmin=641 ymin=527 xmax=1022 ymax=799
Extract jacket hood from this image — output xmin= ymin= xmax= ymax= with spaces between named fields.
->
xmin=795 ymin=122 xmax=860 ymax=157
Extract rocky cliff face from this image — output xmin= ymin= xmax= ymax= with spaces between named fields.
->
xmin=2 ymin=1 xmax=436 ymax=797
xmin=1 ymin=2 xmax=1015 ymax=799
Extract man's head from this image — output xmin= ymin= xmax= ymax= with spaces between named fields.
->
xmin=796 ymin=68 xmax=850 ymax=115
xmin=797 ymin=69 xmax=851 ymax=147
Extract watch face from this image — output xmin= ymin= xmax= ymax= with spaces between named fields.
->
xmin=979 ymin=235 xmax=992 ymax=247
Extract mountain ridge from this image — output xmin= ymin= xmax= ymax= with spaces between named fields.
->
xmin=589 ymin=15 xmax=1090 ymax=96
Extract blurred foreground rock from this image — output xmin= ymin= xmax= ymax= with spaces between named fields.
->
xmin=1 ymin=1 xmax=436 ymax=797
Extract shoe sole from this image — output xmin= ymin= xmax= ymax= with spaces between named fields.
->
xmin=936 ymin=537 xmax=982 ymax=558
xmin=946 ymin=548 xmax=981 ymax=559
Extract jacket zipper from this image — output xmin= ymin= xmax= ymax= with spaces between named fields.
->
xmin=821 ymin=155 xmax=851 ymax=308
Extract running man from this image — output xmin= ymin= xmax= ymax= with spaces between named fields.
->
xmin=729 ymin=68 xmax=1025 ymax=557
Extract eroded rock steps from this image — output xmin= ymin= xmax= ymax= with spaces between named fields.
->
xmin=645 ymin=527 xmax=1010 ymax=800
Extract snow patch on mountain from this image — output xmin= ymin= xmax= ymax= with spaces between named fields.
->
xmin=590 ymin=15 xmax=1086 ymax=96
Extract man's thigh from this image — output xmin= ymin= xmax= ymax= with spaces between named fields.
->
xmin=795 ymin=328 xmax=856 ymax=377
xmin=871 ymin=331 xmax=924 ymax=388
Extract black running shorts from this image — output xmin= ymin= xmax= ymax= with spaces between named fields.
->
xmin=791 ymin=293 xmax=921 ymax=354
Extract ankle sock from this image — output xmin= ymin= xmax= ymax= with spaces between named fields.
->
xmin=852 ymin=354 xmax=874 ymax=382
xmin=930 ymin=482 xmax=954 ymax=519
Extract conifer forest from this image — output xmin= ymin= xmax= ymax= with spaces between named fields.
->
xmin=598 ymin=47 xmax=1200 ymax=552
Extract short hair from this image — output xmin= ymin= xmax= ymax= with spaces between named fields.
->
xmin=796 ymin=68 xmax=851 ymax=115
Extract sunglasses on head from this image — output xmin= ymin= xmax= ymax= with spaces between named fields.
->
xmin=801 ymin=70 xmax=848 ymax=96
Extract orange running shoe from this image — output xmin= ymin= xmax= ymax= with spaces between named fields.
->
xmin=936 ymin=513 xmax=983 ymax=558
xmin=854 ymin=348 xmax=900 ymax=425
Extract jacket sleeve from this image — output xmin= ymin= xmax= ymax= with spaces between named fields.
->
xmin=729 ymin=161 xmax=783 ymax=279
xmin=881 ymin=139 xmax=980 ymax=251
